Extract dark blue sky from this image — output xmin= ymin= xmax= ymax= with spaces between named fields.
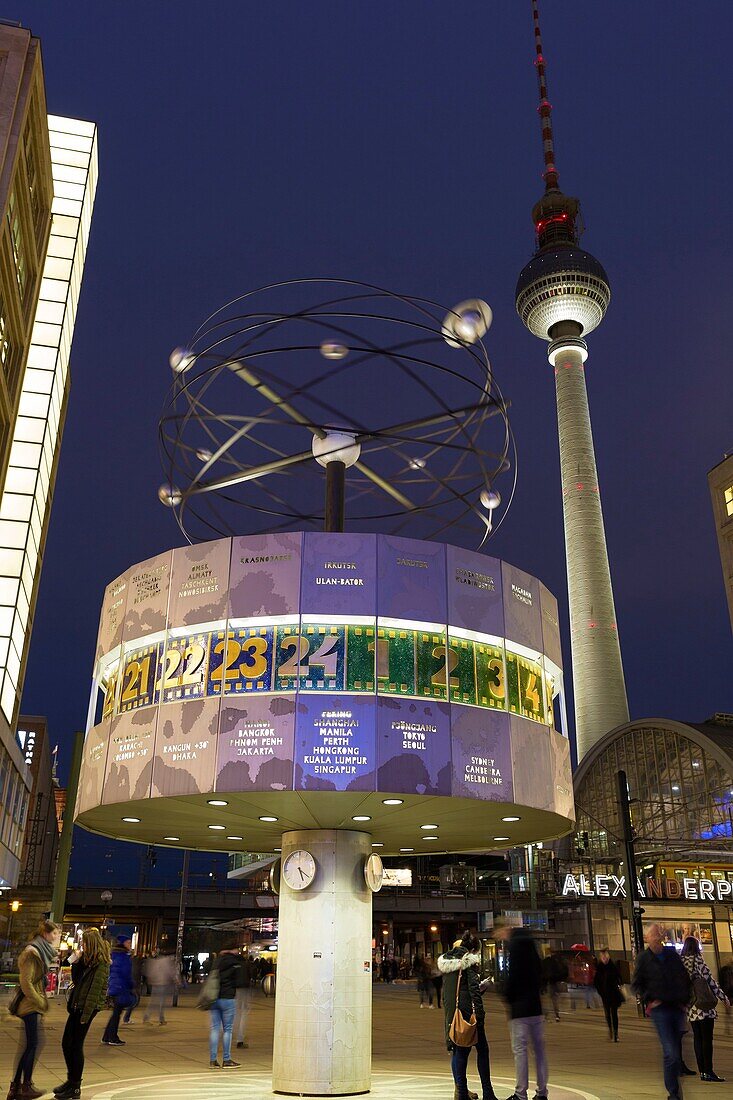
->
xmin=11 ymin=2 xmax=732 ymax=882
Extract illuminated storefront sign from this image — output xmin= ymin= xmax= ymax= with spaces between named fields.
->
xmin=561 ymin=873 xmax=733 ymax=902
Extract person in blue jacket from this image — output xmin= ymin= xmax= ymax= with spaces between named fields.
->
xmin=102 ymin=937 xmax=134 ymax=1046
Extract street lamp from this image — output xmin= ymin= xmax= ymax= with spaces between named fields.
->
xmin=7 ymin=899 xmax=21 ymax=953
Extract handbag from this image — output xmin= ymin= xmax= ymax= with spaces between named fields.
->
xmin=196 ymin=964 xmax=220 ymax=1011
xmin=7 ymin=985 xmax=22 ymax=1017
xmin=692 ymin=973 xmax=717 ymax=1012
xmin=449 ymin=969 xmax=478 ymax=1047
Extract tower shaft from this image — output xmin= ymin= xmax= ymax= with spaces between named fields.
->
xmin=551 ymin=339 xmax=629 ymax=756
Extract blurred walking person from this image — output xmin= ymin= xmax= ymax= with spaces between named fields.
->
xmin=632 ymin=923 xmax=691 ymax=1100
xmin=143 ymin=950 xmax=178 ymax=1025
xmin=122 ymin=953 xmax=143 ymax=1025
xmin=498 ymin=925 xmax=548 ymax=1100
xmin=102 ymin=936 xmax=135 ymax=1046
xmin=7 ymin=919 xmax=61 ymax=1100
xmin=234 ymin=954 xmax=252 ymax=1050
xmin=431 ymin=957 xmax=443 ymax=1009
xmin=208 ymin=941 xmax=241 ymax=1068
xmin=593 ymin=949 xmax=624 ymax=1042
xmin=719 ymin=961 xmax=733 ymax=1037
xmin=439 ymin=931 xmax=497 ymax=1100
xmin=56 ymin=928 xmax=111 ymax=1099
xmin=680 ymin=936 xmax=729 ymax=1082
xmin=416 ymin=956 xmax=434 ymax=1008
xmin=541 ymin=953 xmax=567 ymax=1022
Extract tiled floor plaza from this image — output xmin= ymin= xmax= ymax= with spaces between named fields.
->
xmin=2 ymin=985 xmax=731 ymax=1100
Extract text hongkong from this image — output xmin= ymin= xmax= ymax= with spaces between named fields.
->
xmin=561 ymin=873 xmax=733 ymax=902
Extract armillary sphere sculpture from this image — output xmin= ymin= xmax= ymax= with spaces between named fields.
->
xmin=77 ymin=279 xmax=574 ymax=1098
xmin=157 ymin=279 xmax=514 ymax=544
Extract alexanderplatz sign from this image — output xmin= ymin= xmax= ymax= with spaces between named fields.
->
xmin=562 ymin=873 xmax=733 ymax=903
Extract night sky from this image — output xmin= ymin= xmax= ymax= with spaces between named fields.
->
xmin=11 ymin=1 xmax=732 ymax=885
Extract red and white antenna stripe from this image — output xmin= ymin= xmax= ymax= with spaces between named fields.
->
xmin=531 ymin=0 xmax=559 ymax=191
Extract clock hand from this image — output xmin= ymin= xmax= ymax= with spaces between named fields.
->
xmin=299 ymin=866 xmax=305 ymax=880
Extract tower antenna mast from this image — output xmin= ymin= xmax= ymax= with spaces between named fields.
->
xmin=531 ymin=0 xmax=559 ymax=192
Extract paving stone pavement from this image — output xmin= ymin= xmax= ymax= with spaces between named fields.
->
xmin=1 ymin=984 xmax=731 ymax=1100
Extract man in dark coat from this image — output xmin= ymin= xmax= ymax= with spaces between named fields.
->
xmin=498 ymin=925 xmax=548 ymax=1100
xmin=632 ymin=923 xmax=692 ymax=1100
xmin=593 ymin=949 xmax=624 ymax=1041
xmin=438 ymin=931 xmax=497 ymax=1100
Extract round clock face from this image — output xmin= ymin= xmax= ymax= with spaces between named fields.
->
xmin=282 ymin=849 xmax=316 ymax=891
xmin=269 ymin=857 xmax=281 ymax=895
xmin=364 ymin=852 xmax=384 ymax=893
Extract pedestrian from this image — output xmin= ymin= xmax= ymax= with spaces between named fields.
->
xmin=631 ymin=922 xmax=692 ymax=1100
xmin=416 ymin=956 xmax=434 ymax=1008
xmin=55 ymin=927 xmax=111 ymax=1100
xmin=102 ymin=936 xmax=135 ymax=1046
xmin=431 ymin=957 xmax=444 ymax=1009
xmin=143 ymin=950 xmax=177 ymax=1025
xmin=191 ymin=956 xmax=201 ymax=985
xmin=719 ymin=961 xmax=733 ymax=1037
xmin=7 ymin=918 xmax=61 ymax=1100
xmin=234 ymin=953 xmax=251 ymax=1050
xmin=497 ymin=924 xmax=548 ymax=1100
xmin=438 ymin=931 xmax=497 ymax=1100
xmin=593 ymin=949 xmax=624 ymax=1042
xmin=541 ymin=952 xmax=567 ymax=1022
xmin=122 ymin=954 xmax=143 ymax=1025
xmin=680 ymin=936 xmax=729 ymax=1082
xmin=207 ymin=941 xmax=241 ymax=1069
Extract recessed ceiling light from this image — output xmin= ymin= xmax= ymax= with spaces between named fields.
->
xmin=672 ymin=785 xmax=679 ymax=792
xmin=400 ymin=847 xmax=414 ymax=852
xmin=372 ymin=842 xmax=384 ymax=848
xmin=122 ymin=817 xmax=140 ymax=823
xmin=163 ymin=836 xmax=180 ymax=841
xmin=422 ymin=836 xmax=438 ymax=841
xmin=352 ymin=815 xmax=371 ymax=822
xmin=383 ymin=798 xmax=403 ymax=806
xmin=420 ymin=824 xmax=438 ymax=830
xmin=274 ymin=848 xmax=282 ymax=852
xmin=259 ymin=816 xmax=278 ymax=822
xmin=493 ymin=836 xmax=510 ymax=842
xmin=208 ymin=825 xmax=226 ymax=830
xmin=502 ymin=816 xmax=521 ymax=822
xmin=208 ymin=799 xmax=228 ymax=807
xmin=227 ymin=836 xmax=243 ymax=841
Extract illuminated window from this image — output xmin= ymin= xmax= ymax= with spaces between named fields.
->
xmin=724 ymin=485 xmax=733 ymax=518
xmin=7 ymin=190 xmax=27 ymax=300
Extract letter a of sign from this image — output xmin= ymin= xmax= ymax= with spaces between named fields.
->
xmin=562 ymin=874 xmax=581 ymax=896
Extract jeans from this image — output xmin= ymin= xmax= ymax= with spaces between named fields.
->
xmin=209 ymin=997 xmax=236 ymax=1062
xmin=509 ymin=1015 xmax=549 ymax=1100
xmin=432 ymin=976 xmax=443 ymax=1008
xmin=691 ymin=1017 xmax=714 ymax=1075
xmin=123 ymin=993 xmax=139 ymax=1023
xmin=13 ymin=1012 xmax=41 ymax=1085
xmin=62 ymin=1011 xmax=96 ymax=1085
xmin=102 ymin=998 xmax=125 ymax=1041
xmin=649 ymin=1004 xmax=685 ymax=1098
xmin=418 ymin=978 xmax=433 ymax=1005
xmin=234 ymin=989 xmax=250 ymax=1042
xmin=451 ymin=1021 xmax=494 ymax=1099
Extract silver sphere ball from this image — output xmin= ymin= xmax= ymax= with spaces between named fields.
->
xmin=320 ymin=341 xmax=348 ymax=361
xmin=480 ymin=488 xmax=501 ymax=511
xmin=409 ymin=457 xmax=427 ymax=470
xmin=158 ymin=483 xmax=182 ymax=507
xmin=196 ymin=448 xmax=213 ymax=463
xmin=169 ymin=346 xmax=196 ymax=374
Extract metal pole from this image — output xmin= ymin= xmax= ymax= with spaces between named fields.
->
xmin=172 ymin=848 xmax=190 ymax=1007
xmin=50 ymin=731 xmax=84 ymax=923
xmin=616 ymin=769 xmax=644 ymax=959
xmin=324 ymin=460 xmax=345 ymax=532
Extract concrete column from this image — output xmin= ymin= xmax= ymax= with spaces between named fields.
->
xmin=273 ymin=829 xmax=373 ymax=1095
xmin=550 ymin=339 xmax=629 ymax=759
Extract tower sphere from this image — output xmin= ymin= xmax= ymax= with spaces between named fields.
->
xmin=515 ymin=247 xmax=610 ymax=341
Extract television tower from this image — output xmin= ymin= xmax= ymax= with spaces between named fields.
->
xmin=515 ymin=0 xmax=629 ymax=760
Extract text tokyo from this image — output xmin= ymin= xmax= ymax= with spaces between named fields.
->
xmin=561 ymin=873 xmax=733 ymax=903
